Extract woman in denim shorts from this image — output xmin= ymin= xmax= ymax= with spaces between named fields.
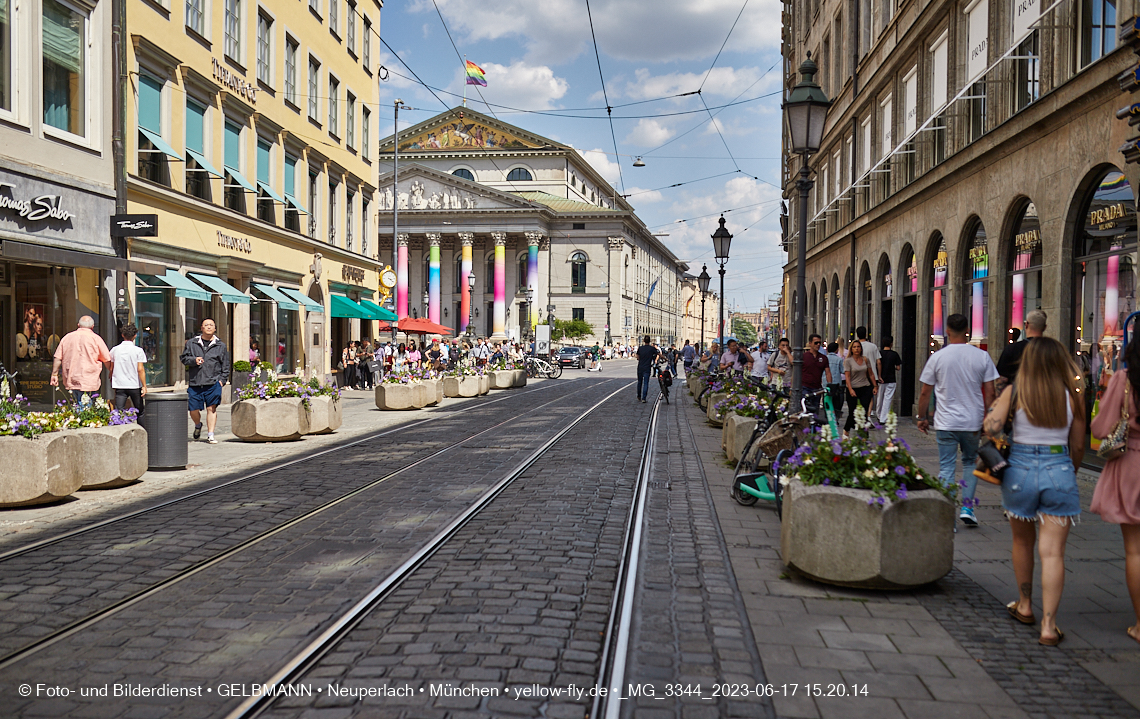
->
xmin=984 ymin=337 xmax=1086 ymax=646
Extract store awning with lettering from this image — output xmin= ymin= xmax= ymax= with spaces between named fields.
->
xmin=251 ymin=283 xmax=300 ymax=311
xmin=329 ymin=294 xmax=370 ymax=319
xmin=188 ymin=273 xmax=250 ymax=304
xmin=279 ymin=288 xmax=324 ymax=312
xmin=223 ymin=165 xmax=256 ymax=193
xmin=186 ymin=148 xmax=223 ymax=178
xmin=153 ymin=270 xmax=212 ymax=301
xmin=138 ymin=127 xmax=184 ymax=161
xmin=257 ymin=181 xmax=288 ymax=205
xmin=358 ymin=298 xmax=398 ymax=321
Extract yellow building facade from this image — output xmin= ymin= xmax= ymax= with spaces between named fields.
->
xmin=124 ymin=0 xmax=383 ymax=388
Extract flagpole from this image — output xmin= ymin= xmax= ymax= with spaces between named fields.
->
xmin=463 ymin=55 xmax=468 ymax=108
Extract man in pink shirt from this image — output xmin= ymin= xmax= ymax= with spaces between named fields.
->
xmin=51 ymin=316 xmax=111 ymax=405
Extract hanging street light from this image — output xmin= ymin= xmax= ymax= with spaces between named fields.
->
xmin=711 ymin=217 xmax=732 ymax=352
xmin=697 ymin=264 xmax=711 ymax=352
xmin=782 ymin=53 xmax=832 ymax=412
xmin=633 ymin=157 xmax=645 ymax=167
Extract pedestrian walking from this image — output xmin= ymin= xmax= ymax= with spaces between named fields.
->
xmin=109 ymin=324 xmax=147 ymax=418
xmin=180 ymin=318 xmax=230 ymax=444
xmin=751 ymin=340 xmax=771 ymax=384
xmin=1089 ymin=337 xmax=1140 ymax=646
xmin=50 ymin=316 xmax=111 ymax=406
xmin=876 ymin=336 xmax=902 ymax=422
xmin=855 ymin=326 xmax=882 ymax=383
xmin=681 ymin=339 xmax=697 ymax=375
xmin=358 ymin=339 xmax=374 ymax=389
xmin=635 ymin=335 xmax=658 ymax=403
xmin=984 ymin=336 xmax=1085 ymax=646
xmin=407 ymin=340 xmax=422 ymax=367
xmin=665 ymin=344 xmax=678 ymax=375
xmin=843 ymin=340 xmax=876 ymax=433
xmin=998 ymin=310 xmax=1047 ymax=382
xmin=825 ymin=342 xmax=844 ymax=420
xmin=916 ymin=313 xmax=998 ymax=527
xmin=719 ymin=338 xmax=752 ymax=375
xmin=767 ymin=337 xmax=792 ymax=382
xmin=341 ymin=341 xmax=357 ymax=389
xmin=802 ymin=334 xmax=833 ymax=392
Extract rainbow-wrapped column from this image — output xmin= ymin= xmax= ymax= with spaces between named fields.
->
xmin=397 ymin=233 xmax=409 ymax=318
xmin=427 ymin=233 xmax=441 ymax=324
xmin=459 ymin=233 xmax=473 ymax=334
xmin=491 ymin=232 xmax=507 ymax=339
xmin=526 ymin=232 xmax=541 ymax=332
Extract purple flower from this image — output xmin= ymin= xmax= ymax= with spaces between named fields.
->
xmin=876 ymin=497 xmax=886 ymax=506
xmin=830 ymin=441 xmax=842 ymax=455
xmin=822 ymin=478 xmax=831 ymax=485
xmin=895 ymin=487 xmax=908 ymax=500
xmin=894 ymin=465 xmax=906 ymax=476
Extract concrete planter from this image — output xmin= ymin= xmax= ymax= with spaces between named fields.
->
xmin=232 ymin=398 xmax=310 ymax=441
xmin=305 ymin=395 xmax=342 ymax=435
xmin=706 ymin=392 xmax=730 ymax=426
xmin=780 ymin=479 xmax=956 ymax=589
xmin=375 ymin=383 xmax=426 ymax=410
xmin=692 ymin=377 xmax=707 ymax=400
xmin=478 ymin=374 xmax=491 ymax=395
xmin=0 ymin=432 xmax=85 ymax=506
xmin=75 ymin=425 xmax=149 ymax=489
xmin=443 ymin=376 xmax=481 ymax=398
xmin=488 ymin=371 xmax=514 ymax=390
xmin=420 ymin=379 xmax=443 ymax=406
xmin=722 ymin=413 xmax=757 ymax=462
xmin=512 ymin=369 xmax=527 ymax=387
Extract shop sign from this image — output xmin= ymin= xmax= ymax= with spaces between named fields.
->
xmin=212 ymin=58 xmax=258 ymax=104
xmin=1089 ymin=202 xmax=1126 ymax=229
xmin=341 ymin=265 xmax=366 ymax=284
xmin=110 ymin=214 xmax=158 ymax=237
xmin=0 ymin=183 xmax=75 ymax=224
xmin=217 ymin=230 xmax=252 ymax=253
xmin=1015 ymin=228 xmax=1040 ymax=251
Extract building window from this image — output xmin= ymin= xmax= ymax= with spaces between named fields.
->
xmin=1008 ymin=201 xmax=1042 ymax=338
xmin=256 ymin=13 xmax=272 ymax=85
xmin=347 ymin=1 xmax=356 ymax=54
xmin=968 ymin=81 xmax=986 ymax=143
xmin=224 ymin=119 xmax=245 ymax=213
xmin=329 ymin=0 xmax=338 ymax=35
xmin=328 ymin=76 xmax=339 ymax=137
xmin=507 ymin=167 xmax=533 ymax=182
xmin=1012 ymin=32 xmax=1039 ymax=114
xmin=964 ymin=220 xmax=989 ymax=345
xmin=363 ymin=17 xmax=371 ymax=70
xmin=361 ymin=198 xmax=369 ymax=256
xmin=256 ymin=138 xmax=275 ymax=224
xmin=485 ymin=254 xmax=494 ymax=294
xmin=346 ymin=92 xmax=355 ymax=148
xmin=276 ymin=306 xmax=296 ymax=372
xmin=328 ymin=180 xmax=337 ymax=244
xmin=137 ymin=75 xmax=170 ymax=186
xmin=309 ymin=0 xmax=319 ymax=16
xmin=930 ymin=237 xmax=948 ymax=345
xmin=571 ymin=251 xmax=587 ymax=293
xmin=453 ymin=168 xmax=474 ymax=181
xmin=1081 ymin=0 xmax=1117 ymax=67
xmin=572 ymin=308 xmax=585 ymax=322
xmin=224 ymin=0 xmax=241 ymax=61
xmin=308 ymin=57 xmax=320 ymax=121
xmin=308 ymin=168 xmax=319 ymax=237
xmin=345 ymin=189 xmax=355 ymax=251
xmin=284 ymin=154 xmax=300 ymax=232
xmin=43 ymin=0 xmax=86 ymax=137
xmin=517 ymin=254 xmax=527 ymax=288
xmin=284 ymin=38 xmax=298 ymax=105
xmin=361 ymin=107 xmax=370 ymax=160
xmin=185 ymin=99 xmax=212 ymax=201
xmin=185 ymin=0 xmax=204 ymax=35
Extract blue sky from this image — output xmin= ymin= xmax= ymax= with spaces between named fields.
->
xmin=375 ymin=0 xmax=788 ymax=312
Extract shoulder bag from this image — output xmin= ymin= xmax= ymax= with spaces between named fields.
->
xmin=1097 ymin=380 xmax=1131 ymax=462
xmin=975 ymin=386 xmax=1016 ymax=485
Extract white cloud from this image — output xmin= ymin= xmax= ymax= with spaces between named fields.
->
xmin=461 ymin=60 xmax=570 ymax=110
xmin=576 ymin=148 xmax=621 ymax=184
xmin=622 ymin=66 xmax=774 ymax=101
xmin=660 ymin=176 xmax=784 ymax=270
xmin=625 ymin=119 xmax=675 ymax=147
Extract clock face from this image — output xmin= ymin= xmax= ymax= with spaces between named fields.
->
xmin=380 ymin=269 xmax=398 ymax=288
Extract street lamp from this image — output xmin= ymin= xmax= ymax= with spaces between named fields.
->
xmin=697 ymin=264 xmax=711 ymax=351
xmin=423 ymin=291 xmax=429 ymax=319
xmin=711 ymin=217 xmax=732 ymax=351
xmin=782 ymin=52 xmax=831 ymax=412
xmin=392 ymin=100 xmax=412 ymax=303
xmin=466 ymin=272 xmax=476 ymax=340
xmin=605 ymin=298 xmax=612 ymax=346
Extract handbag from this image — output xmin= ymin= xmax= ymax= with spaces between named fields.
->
xmin=974 ymin=386 xmax=1016 ymax=485
xmin=1097 ymin=380 xmax=1131 ymax=461
xmin=367 ymin=360 xmax=383 ymax=374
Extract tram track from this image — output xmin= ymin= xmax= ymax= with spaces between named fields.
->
xmin=0 ymin=379 xmax=616 ymax=669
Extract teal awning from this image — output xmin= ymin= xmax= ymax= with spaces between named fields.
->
xmin=279 ymin=287 xmax=324 ymax=312
xmin=186 ymin=148 xmax=222 ymax=178
xmin=359 ymin=298 xmax=398 ymax=321
xmin=139 ymin=127 xmax=183 ymax=161
xmin=284 ymin=193 xmax=309 ymax=214
xmin=257 ymin=181 xmax=287 ymax=205
xmin=154 ymin=270 xmax=211 ymax=301
xmin=330 ymin=294 xmax=369 ymax=319
xmin=251 ymin=283 xmax=300 ymax=311
xmin=223 ymin=165 xmax=256 ymax=192
xmin=188 ymin=273 xmax=250 ymax=304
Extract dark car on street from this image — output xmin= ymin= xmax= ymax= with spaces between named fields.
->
xmin=557 ymin=346 xmax=586 ymax=369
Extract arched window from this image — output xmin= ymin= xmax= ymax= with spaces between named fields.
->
xmin=452 ymin=168 xmax=474 ymax=181
xmin=963 ymin=219 xmax=989 ymax=346
xmin=859 ymin=262 xmax=873 ymax=335
xmin=517 ymin=253 xmax=528 ymax=289
xmin=930 ymin=236 xmax=949 ymax=348
xmin=571 ymin=251 xmax=587 ymax=293
xmin=485 ymin=253 xmax=495 ymax=294
xmin=455 ymin=254 xmax=463 ymax=292
xmin=507 ymin=167 xmax=533 ymax=182
xmin=1008 ymin=201 xmax=1042 ymax=339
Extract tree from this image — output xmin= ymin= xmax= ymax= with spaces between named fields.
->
xmin=731 ymin=318 xmax=758 ymax=346
xmin=552 ymin=319 xmax=594 ymax=343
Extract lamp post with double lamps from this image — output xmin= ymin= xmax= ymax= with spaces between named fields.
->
xmin=711 ymin=219 xmax=732 ymax=351
xmin=697 ymin=265 xmax=711 ymax=351
xmin=782 ymin=53 xmax=832 ymax=413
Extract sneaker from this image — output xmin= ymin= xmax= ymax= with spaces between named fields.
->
xmin=193 ymin=424 xmax=202 ymax=440
xmin=206 ymin=434 xmax=218 ymax=444
xmin=960 ymin=507 xmax=978 ymax=527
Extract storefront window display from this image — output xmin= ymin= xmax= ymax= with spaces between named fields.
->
xmin=930 ymin=237 xmax=949 ymax=349
xmin=1074 ymin=169 xmax=1138 ymax=462
xmin=134 ymin=277 xmax=171 ymax=387
xmin=185 ymin=298 xmax=210 ymax=341
xmin=13 ymin=265 xmax=95 ymax=407
xmin=906 ymin=251 xmax=918 ymax=295
xmin=249 ymin=300 xmax=272 ymax=364
xmin=964 ymin=221 xmax=989 ymax=348
xmin=276 ymin=307 xmax=296 ymax=372
xmin=1008 ymin=202 xmax=1042 ymax=342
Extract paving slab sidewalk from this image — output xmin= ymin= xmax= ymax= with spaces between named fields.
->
xmin=680 ymin=386 xmax=1140 ymax=719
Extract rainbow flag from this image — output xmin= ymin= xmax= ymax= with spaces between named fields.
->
xmin=465 ymin=61 xmax=487 ymax=87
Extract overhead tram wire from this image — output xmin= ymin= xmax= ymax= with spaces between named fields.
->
xmin=584 ymin=0 xmax=625 ymax=194
xmin=701 ymin=93 xmax=742 ymax=173
xmin=620 ymin=170 xmax=743 ymax=199
xmin=699 ymin=0 xmax=751 ymax=91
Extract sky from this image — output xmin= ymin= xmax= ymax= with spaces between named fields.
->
xmin=375 ymin=0 xmax=788 ymax=312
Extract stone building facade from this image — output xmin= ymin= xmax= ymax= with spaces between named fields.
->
xmin=783 ymin=0 xmax=1138 ymax=427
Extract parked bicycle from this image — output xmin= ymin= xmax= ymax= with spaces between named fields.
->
xmin=695 ymin=368 xmax=723 ymax=412
xmin=524 ymin=355 xmax=562 ymax=379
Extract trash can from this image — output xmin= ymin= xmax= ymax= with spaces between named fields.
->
xmin=139 ymin=391 xmax=188 ymax=470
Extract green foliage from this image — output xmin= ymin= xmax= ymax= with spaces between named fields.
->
xmin=731 ymin=318 xmax=758 ymax=346
xmin=552 ymin=319 xmax=594 ymax=342
xmin=232 ymin=360 xmax=253 ymax=373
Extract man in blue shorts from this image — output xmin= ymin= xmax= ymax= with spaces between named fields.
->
xmin=180 ymin=318 xmax=231 ymax=444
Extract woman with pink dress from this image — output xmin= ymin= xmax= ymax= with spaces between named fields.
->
xmin=1090 ymin=339 xmax=1140 ymax=646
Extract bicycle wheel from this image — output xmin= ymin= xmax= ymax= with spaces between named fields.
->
xmin=731 ymin=432 xmax=763 ymax=506
xmin=546 ymin=363 xmax=562 ymax=379
xmin=771 ymin=448 xmax=793 ymax=519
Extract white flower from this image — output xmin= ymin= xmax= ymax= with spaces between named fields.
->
xmin=803 ymin=457 xmax=814 ymax=465
xmin=875 ymin=468 xmax=888 ymax=477
xmin=854 ymin=405 xmax=868 ymax=431
xmin=863 ymin=469 xmax=874 ymax=478
xmin=885 ymin=445 xmax=897 ymax=453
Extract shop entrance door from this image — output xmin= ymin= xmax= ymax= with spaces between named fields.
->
xmin=900 ymin=295 xmax=917 ymax=416
xmin=880 ymin=300 xmax=893 ymax=346
xmin=305 ymin=284 xmax=325 ymax=382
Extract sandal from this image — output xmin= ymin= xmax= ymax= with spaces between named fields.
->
xmin=1006 ymin=601 xmax=1035 ymax=625
xmin=1128 ymin=626 xmax=1140 ymax=645
xmin=1039 ymin=627 xmax=1064 ymax=646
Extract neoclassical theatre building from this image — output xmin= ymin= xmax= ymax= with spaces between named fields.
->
xmin=377 ymin=108 xmax=688 ymax=346
xmin=782 ymin=0 xmax=1138 ymax=436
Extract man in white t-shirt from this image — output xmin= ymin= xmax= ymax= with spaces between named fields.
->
xmin=916 ymin=313 xmax=998 ymax=527
xmin=855 ymin=326 xmax=881 ymax=382
xmin=750 ymin=340 xmax=771 ymax=381
xmin=108 ymin=324 xmax=148 ymax=418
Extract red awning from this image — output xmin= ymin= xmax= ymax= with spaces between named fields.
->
xmin=397 ymin=318 xmax=454 ymax=335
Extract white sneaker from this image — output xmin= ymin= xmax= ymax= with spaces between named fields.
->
xmin=207 ymin=434 xmax=218 ymax=444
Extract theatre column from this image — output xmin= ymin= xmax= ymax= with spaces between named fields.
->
xmin=397 ymin=233 xmax=409 ymax=318
xmin=459 ymin=233 xmax=473 ymax=334
xmin=525 ymin=232 xmax=542 ymax=335
xmin=491 ymin=232 xmax=507 ymax=340
xmin=427 ymin=233 xmax=441 ymax=324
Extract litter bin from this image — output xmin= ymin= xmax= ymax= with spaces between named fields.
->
xmin=139 ymin=391 xmax=188 ymax=469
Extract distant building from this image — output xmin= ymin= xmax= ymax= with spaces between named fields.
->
xmin=680 ymin=274 xmax=718 ymax=350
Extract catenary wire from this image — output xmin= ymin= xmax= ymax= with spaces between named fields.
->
xmin=584 ymin=0 xmax=625 ymax=193
xmin=699 ymin=0 xmax=751 ymax=91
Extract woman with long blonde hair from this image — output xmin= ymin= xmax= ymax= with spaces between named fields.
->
xmin=984 ymin=336 xmax=1085 ymax=646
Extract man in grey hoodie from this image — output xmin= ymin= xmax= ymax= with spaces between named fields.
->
xmin=180 ymin=319 xmax=231 ymax=444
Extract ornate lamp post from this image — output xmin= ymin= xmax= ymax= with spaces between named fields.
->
xmin=605 ymin=298 xmax=612 ymax=346
xmin=697 ymin=265 xmax=711 ymax=351
xmin=782 ymin=53 xmax=832 ymax=412
xmin=466 ymin=273 xmax=476 ymax=340
xmin=711 ymin=218 xmax=732 ymax=351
